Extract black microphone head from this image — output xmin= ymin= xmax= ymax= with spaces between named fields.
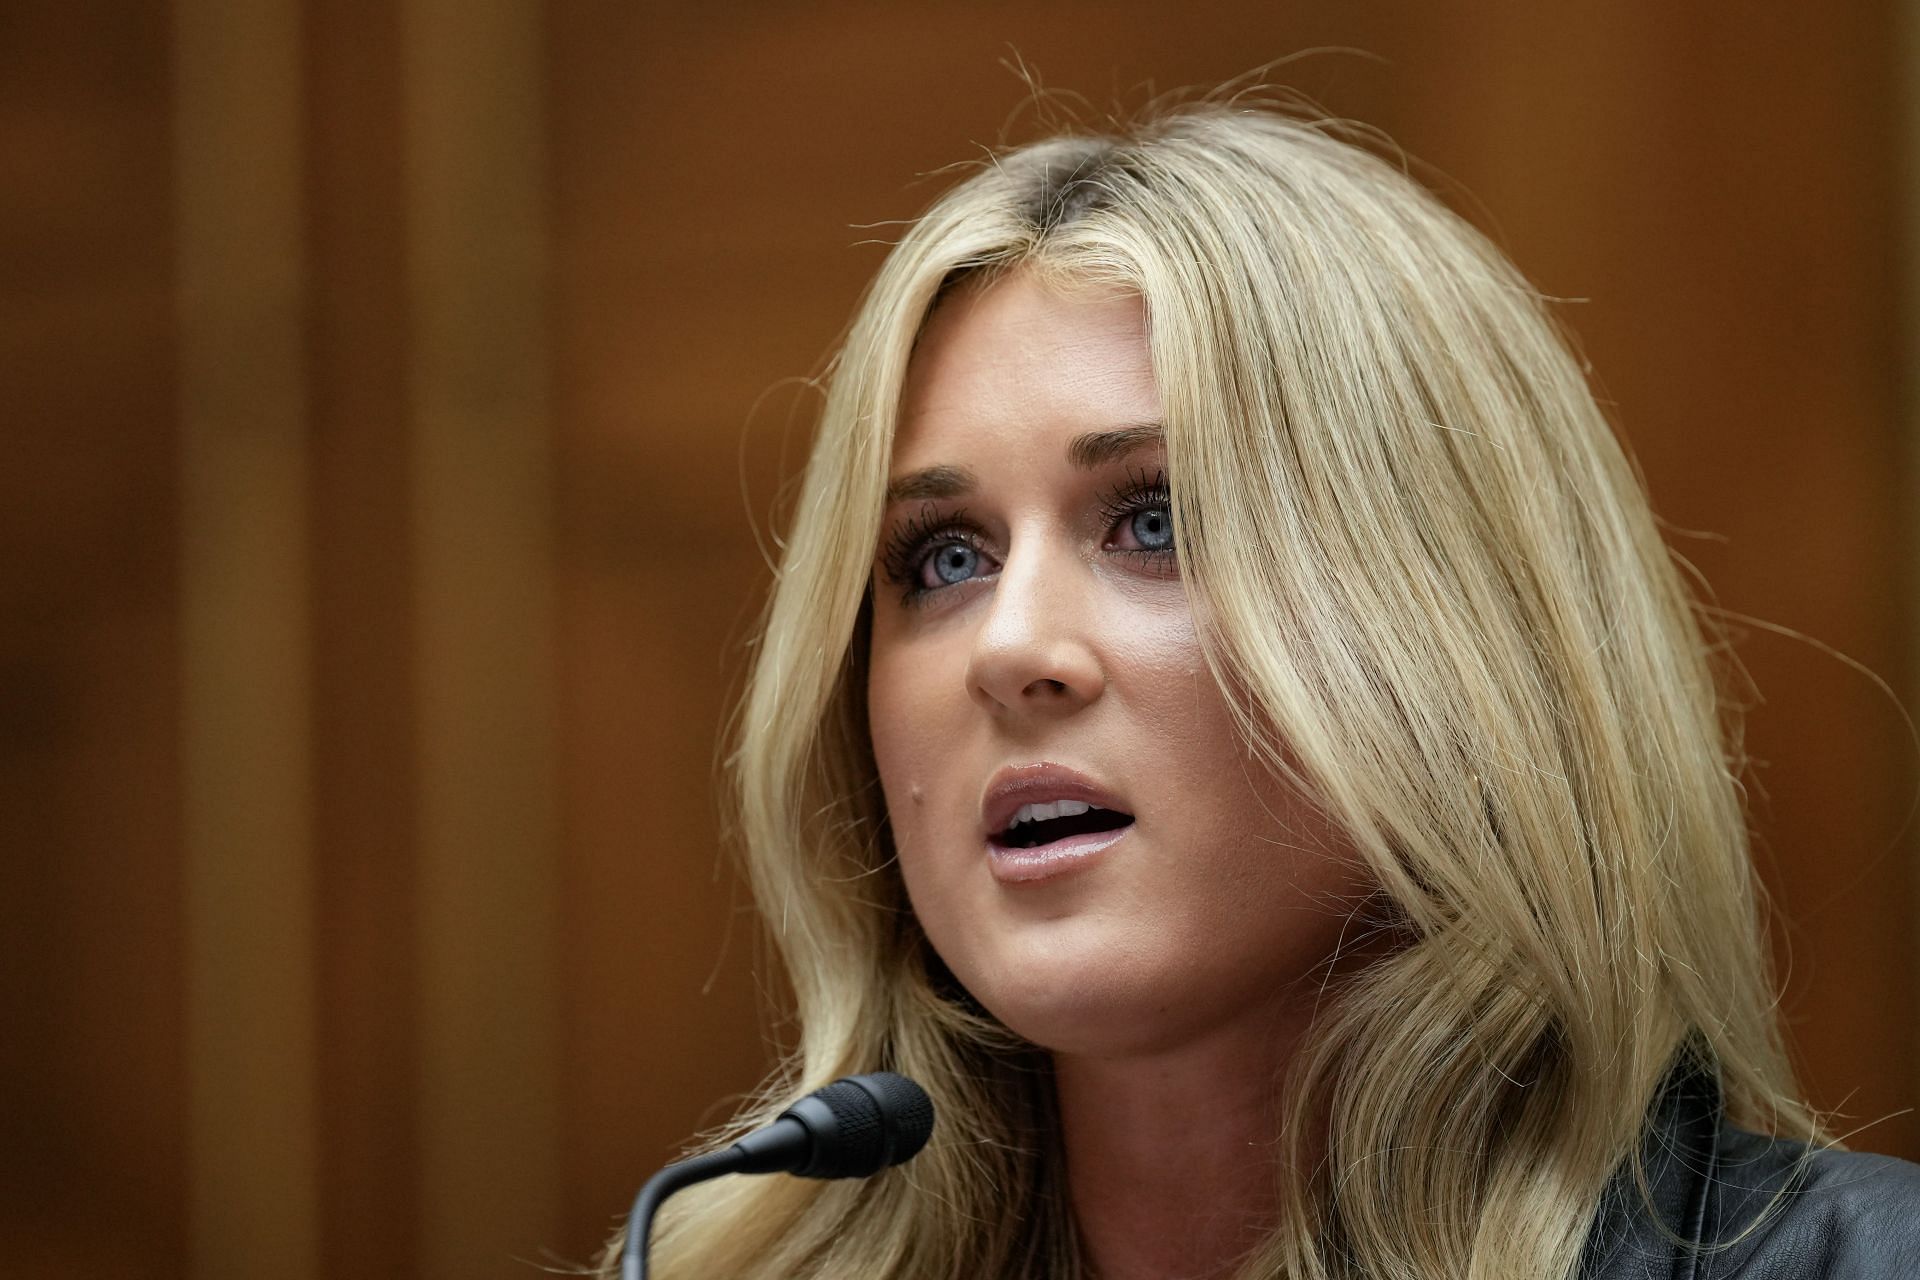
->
xmin=780 ymin=1071 xmax=936 ymax=1179
xmin=848 ymin=1071 xmax=935 ymax=1164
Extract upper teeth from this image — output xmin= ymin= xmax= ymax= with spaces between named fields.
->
xmin=1010 ymin=799 xmax=1092 ymax=827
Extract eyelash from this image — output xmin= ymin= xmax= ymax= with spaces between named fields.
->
xmin=878 ymin=468 xmax=1175 ymax=605
xmin=1095 ymin=467 xmax=1172 ymax=545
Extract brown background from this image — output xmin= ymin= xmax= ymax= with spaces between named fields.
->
xmin=3 ymin=2 xmax=1915 ymax=1277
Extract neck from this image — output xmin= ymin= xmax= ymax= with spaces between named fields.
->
xmin=1053 ymin=1011 xmax=1314 ymax=1280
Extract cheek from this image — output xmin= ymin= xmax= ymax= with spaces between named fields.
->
xmin=1110 ymin=619 xmax=1370 ymax=958
xmin=867 ymin=639 xmax=920 ymax=801
xmin=1100 ymin=603 xmax=1229 ymax=767
xmin=866 ymin=628 xmax=968 ymax=867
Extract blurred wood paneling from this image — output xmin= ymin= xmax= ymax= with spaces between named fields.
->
xmin=173 ymin=1 xmax=321 ymax=1275
xmin=402 ymin=1 xmax=563 ymax=1275
xmin=1 ymin=2 xmax=1913 ymax=1276
xmin=0 ymin=3 xmax=188 ymax=1276
xmin=304 ymin=0 xmax=420 ymax=1275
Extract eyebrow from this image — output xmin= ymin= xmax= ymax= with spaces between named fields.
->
xmin=882 ymin=422 xmax=1165 ymax=506
xmin=1066 ymin=421 xmax=1165 ymax=469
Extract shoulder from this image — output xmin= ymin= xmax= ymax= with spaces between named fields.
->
xmin=1582 ymin=1115 xmax=1920 ymax=1279
xmin=1706 ymin=1128 xmax=1920 ymax=1278
xmin=1582 ymin=1066 xmax=1920 ymax=1280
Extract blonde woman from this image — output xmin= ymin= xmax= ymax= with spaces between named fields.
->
xmin=623 ymin=103 xmax=1920 ymax=1278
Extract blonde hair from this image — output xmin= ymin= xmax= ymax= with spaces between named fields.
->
xmin=623 ymin=101 xmax=1816 ymax=1279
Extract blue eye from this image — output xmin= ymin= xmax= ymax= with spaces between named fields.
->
xmin=928 ymin=542 xmax=980 ymax=587
xmin=1098 ymin=470 xmax=1176 ymax=560
xmin=877 ymin=505 xmax=999 ymax=603
xmin=1129 ymin=506 xmax=1173 ymax=551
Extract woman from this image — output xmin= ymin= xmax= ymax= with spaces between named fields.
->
xmin=626 ymin=103 xmax=1920 ymax=1277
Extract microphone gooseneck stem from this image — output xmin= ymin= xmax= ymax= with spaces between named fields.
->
xmin=620 ymin=1074 xmax=933 ymax=1277
xmin=623 ymin=1148 xmax=738 ymax=1280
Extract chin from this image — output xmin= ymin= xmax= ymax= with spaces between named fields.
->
xmin=957 ymin=947 xmax=1193 ymax=1059
xmin=994 ymin=998 xmax=1210 ymax=1060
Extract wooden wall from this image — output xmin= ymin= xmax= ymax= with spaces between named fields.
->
xmin=2 ymin=2 xmax=1913 ymax=1275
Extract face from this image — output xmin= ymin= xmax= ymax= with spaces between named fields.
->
xmin=866 ymin=270 xmax=1371 ymax=1061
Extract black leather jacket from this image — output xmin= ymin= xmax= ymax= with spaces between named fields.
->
xmin=1579 ymin=1067 xmax=1920 ymax=1277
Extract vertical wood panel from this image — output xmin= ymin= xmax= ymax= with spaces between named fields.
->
xmin=544 ymin=6 xmax=781 ymax=1255
xmin=402 ymin=2 xmax=563 ymax=1274
xmin=305 ymin=0 xmax=421 ymax=1275
xmin=172 ymin=2 xmax=319 ymax=1277
xmin=1902 ymin=0 xmax=1920 ymax=1125
xmin=0 ymin=3 xmax=187 ymax=1273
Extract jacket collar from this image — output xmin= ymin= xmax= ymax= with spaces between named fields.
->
xmin=1579 ymin=1062 xmax=1726 ymax=1279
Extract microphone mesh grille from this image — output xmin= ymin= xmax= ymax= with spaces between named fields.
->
xmin=861 ymin=1072 xmax=935 ymax=1163
xmin=814 ymin=1080 xmax=885 ymax=1175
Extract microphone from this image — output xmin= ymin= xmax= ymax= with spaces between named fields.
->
xmin=623 ymin=1071 xmax=935 ymax=1280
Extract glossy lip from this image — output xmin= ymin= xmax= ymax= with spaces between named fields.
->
xmin=980 ymin=763 xmax=1134 ymax=885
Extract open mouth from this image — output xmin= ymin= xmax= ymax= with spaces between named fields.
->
xmin=993 ymin=799 xmax=1135 ymax=850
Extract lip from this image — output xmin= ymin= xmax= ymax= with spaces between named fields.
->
xmin=979 ymin=762 xmax=1134 ymax=885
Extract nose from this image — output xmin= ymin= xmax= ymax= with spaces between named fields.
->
xmin=964 ymin=537 xmax=1105 ymax=716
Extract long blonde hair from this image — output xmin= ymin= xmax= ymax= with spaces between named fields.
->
xmin=625 ymin=101 xmax=1815 ymax=1279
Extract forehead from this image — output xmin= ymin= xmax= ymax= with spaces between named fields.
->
xmin=892 ymin=272 xmax=1161 ymax=464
